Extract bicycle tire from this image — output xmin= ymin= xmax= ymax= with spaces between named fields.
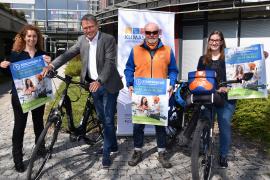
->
xmin=191 ymin=119 xmax=212 ymax=180
xmin=26 ymin=120 xmax=60 ymax=180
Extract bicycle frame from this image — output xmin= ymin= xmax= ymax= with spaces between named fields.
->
xmin=47 ymin=72 xmax=98 ymax=138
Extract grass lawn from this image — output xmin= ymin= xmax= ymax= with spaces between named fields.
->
xmin=229 ymin=87 xmax=266 ymax=99
xmin=22 ymin=96 xmax=52 ymax=113
xmin=133 ymin=115 xmax=166 ymax=126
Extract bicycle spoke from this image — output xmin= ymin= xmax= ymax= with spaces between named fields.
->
xmin=27 ymin=121 xmax=59 ymax=180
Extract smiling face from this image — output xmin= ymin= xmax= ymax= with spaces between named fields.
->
xmin=82 ymin=19 xmax=98 ymax=40
xmin=24 ymin=30 xmax=38 ymax=49
xmin=144 ymin=23 xmax=160 ymax=44
xmin=208 ymin=34 xmax=223 ymax=52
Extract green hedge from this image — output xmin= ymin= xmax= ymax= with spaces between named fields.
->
xmin=233 ymin=97 xmax=270 ymax=151
xmin=64 ymin=55 xmax=81 ymax=76
xmin=45 ymin=77 xmax=90 ymax=131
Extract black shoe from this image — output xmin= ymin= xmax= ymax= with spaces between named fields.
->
xmin=128 ymin=150 xmax=142 ymax=166
xmin=219 ymin=156 xmax=228 ymax=168
xmin=102 ymin=157 xmax=111 ymax=169
xmin=15 ymin=162 xmax=25 ymax=173
xmin=95 ymin=148 xmax=118 ymax=155
xmin=158 ymin=151 xmax=172 ymax=169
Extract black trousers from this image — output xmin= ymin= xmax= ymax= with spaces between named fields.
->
xmin=11 ymin=94 xmax=45 ymax=164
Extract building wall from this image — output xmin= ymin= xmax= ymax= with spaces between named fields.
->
xmin=180 ymin=18 xmax=270 ymax=84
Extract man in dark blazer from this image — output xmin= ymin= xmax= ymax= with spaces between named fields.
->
xmin=43 ymin=14 xmax=123 ymax=168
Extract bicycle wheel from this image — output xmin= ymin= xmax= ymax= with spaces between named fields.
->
xmin=26 ymin=120 xmax=60 ymax=180
xmin=191 ymin=119 xmax=212 ymax=180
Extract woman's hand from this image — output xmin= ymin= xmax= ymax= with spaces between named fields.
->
xmin=0 ymin=60 xmax=10 ymax=68
xmin=43 ymin=55 xmax=52 ymax=64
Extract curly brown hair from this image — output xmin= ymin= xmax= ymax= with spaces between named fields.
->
xmin=12 ymin=25 xmax=44 ymax=52
xmin=204 ymin=30 xmax=226 ymax=65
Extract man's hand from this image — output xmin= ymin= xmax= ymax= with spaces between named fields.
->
xmin=0 ymin=60 xmax=10 ymax=68
xmin=89 ymin=81 xmax=101 ymax=92
xmin=217 ymin=87 xmax=228 ymax=93
xmin=168 ymin=85 xmax=173 ymax=97
xmin=128 ymin=86 xmax=134 ymax=97
xmin=42 ymin=64 xmax=54 ymax=77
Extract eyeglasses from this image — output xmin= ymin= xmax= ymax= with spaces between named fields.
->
xmin=209 ymin=39 xmax=222 ymax=43
xmin=145 ymin=31 xmax=159 ymax=35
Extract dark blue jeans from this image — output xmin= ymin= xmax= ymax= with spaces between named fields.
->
xmin=202 ymin=100 xmax=236 ymax=157
xmin=216 ymin=100 xmax=236 ymax=157
xmin=92 ymin=86 xmax=119 ymax=158
xmin=133 ymin=124 xmax=166 ymax=149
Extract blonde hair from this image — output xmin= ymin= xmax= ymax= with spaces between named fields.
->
xmin=12 ymin=25 xmax=44 ymax=52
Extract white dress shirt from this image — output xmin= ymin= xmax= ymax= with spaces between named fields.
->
xmin=88 ymin=31 xmax=99 ymax=80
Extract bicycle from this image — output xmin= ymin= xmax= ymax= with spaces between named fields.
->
xmin=166 ymin=80 xmax=200 ymax=147
xmin=190 ymin=71 xmax=253 ymax=180
xmin=26 ymin=71 xmax=103 ymax=180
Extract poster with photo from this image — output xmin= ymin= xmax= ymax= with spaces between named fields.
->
xmin=132 ymin=78 xmax=169 ymax=126
xmin=10 ymin=56 xmax=53 ymax=113
xmin=225 ymin=44 xmax=268 ymax=99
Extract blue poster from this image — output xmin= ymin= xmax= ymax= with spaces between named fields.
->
xmin=225 ymin=44 xmax=268 ymax=99
xmin=132 ymin=78 xmax=169 ymax=126
xmin=10 ymin=56 xmax=53 ymax=113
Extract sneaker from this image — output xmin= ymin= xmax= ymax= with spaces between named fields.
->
xmin=158 ymin=151 xmax=172 ymax=169
xmin=15 ymin=162 xmax=25 ymax=173
xmin=102 ymin=157 xmax=111 ymax=168
xmin=219 ymin=156 xmax=228 ymax=168
xmin=128 ymin=150 xmax=142 ymax=166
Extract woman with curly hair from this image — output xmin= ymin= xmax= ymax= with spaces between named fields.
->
xmin=0 ymin=25 xmax=51 ymax=172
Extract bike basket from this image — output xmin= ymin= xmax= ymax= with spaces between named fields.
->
xmin=188 ymin=70 xmax=217 ymax=95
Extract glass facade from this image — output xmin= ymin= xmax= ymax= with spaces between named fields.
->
xmin=9 ymin=0 xmax=99 ymax=58
xmin=10 ymin=0 xmax=99 ymax=32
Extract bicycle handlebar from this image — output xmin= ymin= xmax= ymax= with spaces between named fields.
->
xmin=47 ymin=70 xmax=89 ymax=90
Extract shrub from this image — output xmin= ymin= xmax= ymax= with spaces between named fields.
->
xmin=232 ymin=97 xmax=270 ymax=151
xmin=64 ymin=55 xmax=81 ymax=76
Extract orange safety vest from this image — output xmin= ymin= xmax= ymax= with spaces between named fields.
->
xmin=133 ymin=44 xmax=171 ymax=79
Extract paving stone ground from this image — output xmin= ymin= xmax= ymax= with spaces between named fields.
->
xmin=0 ymin=66 xmax=269 ymax=180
